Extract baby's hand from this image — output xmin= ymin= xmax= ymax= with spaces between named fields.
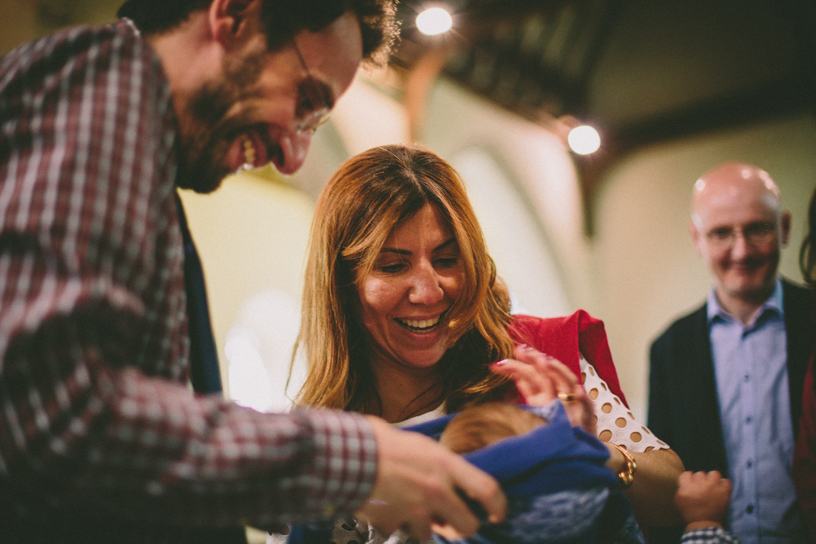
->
xmin=674 ymin=471 xmax=731 ymax=530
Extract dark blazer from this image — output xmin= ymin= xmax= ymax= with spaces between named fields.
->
xmin=648 ymin=278 xmax=816 ymax=474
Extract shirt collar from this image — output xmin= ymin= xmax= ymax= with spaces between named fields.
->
xmin=706 ymin=277 xmax=783 ymax=326
xmin=119 ymin=17 xmax=140 ymax=36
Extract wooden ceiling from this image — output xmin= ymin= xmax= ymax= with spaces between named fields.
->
xmin=393 ymin=0 xmax=617 ymax=124
xmin=389 ymin=0 xmax=816 ymax=231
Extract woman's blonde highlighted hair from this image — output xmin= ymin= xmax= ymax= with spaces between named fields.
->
xmin=294 ymin=145 xmax=515 ymax=415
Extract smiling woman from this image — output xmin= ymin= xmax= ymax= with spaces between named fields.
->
xmin=292 ymin=144 xmax=686 ymax=539
xmin=295 ymin=144 xmax=515 ymax=419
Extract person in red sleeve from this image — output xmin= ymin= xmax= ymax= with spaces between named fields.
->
xmin=793 ymin=185 xmax=816 ymax=539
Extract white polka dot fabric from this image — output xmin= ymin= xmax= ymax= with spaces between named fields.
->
xmin=580 ymin=357 xmax=668 ymax=453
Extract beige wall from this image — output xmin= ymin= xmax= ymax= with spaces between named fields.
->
xmin=179 ymin=168 xmax=316 ymax=406
xmin=0 ymin=0 xmax=118 ymax=56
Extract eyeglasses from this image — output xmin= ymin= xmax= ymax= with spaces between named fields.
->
xmin=291 ymin=40 xmax=333 ymax=134
xmin=705 ymin=222 xmax=777 ymax=249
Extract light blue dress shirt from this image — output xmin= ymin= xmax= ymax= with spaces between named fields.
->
xmin=708 ymin=278 xmax=806 ymax=543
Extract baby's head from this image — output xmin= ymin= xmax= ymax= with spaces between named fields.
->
xmin=439 ymin=402 xmax=548 ymax=454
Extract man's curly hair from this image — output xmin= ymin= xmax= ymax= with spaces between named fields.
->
xmin=117 ymin=0 xmax=399 ymax=67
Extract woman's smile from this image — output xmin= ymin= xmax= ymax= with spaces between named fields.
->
xmin=395 ymin=315 xmax=441 ymax=332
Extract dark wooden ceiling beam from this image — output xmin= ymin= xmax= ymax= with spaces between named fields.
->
xmin=613 ymin=76 xmax=813 ymax=151
xmin=576 ymin=74 xmax=815 ymax=235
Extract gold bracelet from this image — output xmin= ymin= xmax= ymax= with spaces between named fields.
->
xmin=609 ymin=443 xmax=636 ymax=489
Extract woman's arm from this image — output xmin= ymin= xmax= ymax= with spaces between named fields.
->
xmin=606 ymin=444 xmax=685 ymax=526
xmin=579 ymin=355 xmax=685 ymax=527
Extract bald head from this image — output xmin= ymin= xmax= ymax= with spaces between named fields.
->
xmin=692 ymin=162 xmax=781 ymax=226
xmin=689 ymin=161 xmax=791 ymax=322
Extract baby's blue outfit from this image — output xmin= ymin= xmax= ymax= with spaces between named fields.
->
xmin=288 ymin=401 xmax=645 ymax=544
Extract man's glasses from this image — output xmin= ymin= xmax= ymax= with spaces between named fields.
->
xmin=705 ymin=222 xmax=776 ymax=249
xmin=291 ymin=40 xmax=333 ymax=134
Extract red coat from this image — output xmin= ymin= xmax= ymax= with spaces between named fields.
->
xmin=506 ymin=311 xmax=629 ymax=408
xmin=794 ymin=351 xmax=816 ymax=539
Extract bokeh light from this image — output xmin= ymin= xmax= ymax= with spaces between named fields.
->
xmin=567 ymin=125 xmax=601 ymax=155
xmin=416 ymin=7 xmax=453 ymax=36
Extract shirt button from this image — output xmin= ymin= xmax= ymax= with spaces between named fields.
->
xmin=747 ymin=504 xmax=754 ymax=514
xmin=745 ymin=416 xmax=752 ymax=424
xmin=744 ymin=375 xmax=750 ymax=382
xmin=746 ymin=459 xmax=753 ymax=468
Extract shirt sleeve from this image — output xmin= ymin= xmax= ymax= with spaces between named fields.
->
xmin=680 ymin=526 xmax=739 ymax=544
xmin=581 ymin=359 xmax=669 ymax=453
xmin=794 ymin=353 xmax=816 ymax=540
xmin=0 ymin=21 xmax=376 ymax=528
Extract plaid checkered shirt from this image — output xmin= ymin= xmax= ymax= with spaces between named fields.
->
xmin=0 ymin=18 xmax=376 ymax=542
xmin=681 ymin=527 xmax=739 ymax=544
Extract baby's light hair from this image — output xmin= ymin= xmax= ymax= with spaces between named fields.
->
xmin=439 ymin=402 xmax=547 ymax=454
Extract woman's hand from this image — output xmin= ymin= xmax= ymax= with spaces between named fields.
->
xmin=489 ymin=345 xmax=595 ymax=435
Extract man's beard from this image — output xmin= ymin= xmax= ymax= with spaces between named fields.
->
xmin=176 ymin=51 xmax=266 ymax=194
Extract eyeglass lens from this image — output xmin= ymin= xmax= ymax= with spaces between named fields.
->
xmin=292 ymin=41 xmax=333 ymax=133
xmin=707 ymin=223 xmax=775 ymax=247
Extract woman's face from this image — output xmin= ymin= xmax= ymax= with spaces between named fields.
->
xmin=356 ymin=203 xmax=465 ymax=373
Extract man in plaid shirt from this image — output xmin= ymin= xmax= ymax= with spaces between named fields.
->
xmin=0 ymin=0 xmax=506 ymax=542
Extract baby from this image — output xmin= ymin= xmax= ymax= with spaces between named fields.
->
xmin=439 ymin=402 xmax=548 ymax=454
xmin=433 ymin=401 xmax=645 ymax=544
xmin=283 ymin=401 xmax=643 ymax=544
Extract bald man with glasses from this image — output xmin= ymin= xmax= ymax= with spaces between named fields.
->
xmin=648 ymin=162 xmax=816 ymax=544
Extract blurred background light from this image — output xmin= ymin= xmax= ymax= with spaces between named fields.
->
xmin=567 ymin=125 xmax=601 ymax=155
xmin=416 ymin=7 xmax=453 ymax=36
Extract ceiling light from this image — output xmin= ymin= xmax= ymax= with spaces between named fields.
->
xmin=567 ymin=125 xmax=601 ymax=155
xmin=416 ymin=7 xmax=453 ymax=36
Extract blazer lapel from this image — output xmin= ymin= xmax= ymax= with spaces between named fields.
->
xmin=688 ymin=304 xmax=729 ymax=472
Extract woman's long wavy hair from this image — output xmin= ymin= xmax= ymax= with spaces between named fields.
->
xmin=293 ymin=145 xmax=516 ymax=416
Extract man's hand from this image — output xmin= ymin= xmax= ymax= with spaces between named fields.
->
xmin=675 ymin=471 xmax=732 ymax=530
xmin=356 ymin=416 xmax=506 ymax=542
